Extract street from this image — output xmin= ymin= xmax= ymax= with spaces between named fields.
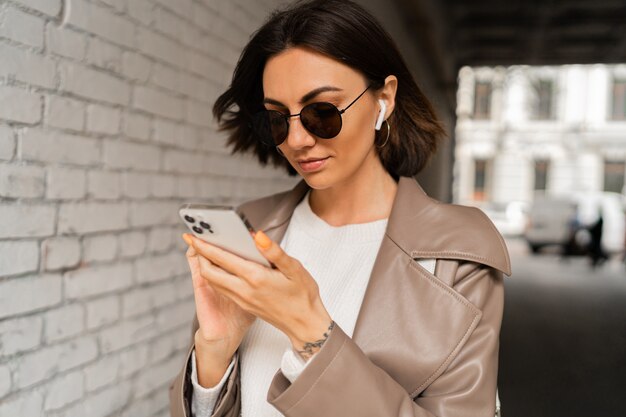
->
xmin=498 ymin=238 xmax=626 ymax=416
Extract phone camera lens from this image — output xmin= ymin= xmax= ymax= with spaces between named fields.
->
xmin=199 ymin=221 xmax=210 ymax=229
xmin=184 ymin=215 xmax=195 ymax=223
xmin=192 ymin=226 xmax=203 ymax=234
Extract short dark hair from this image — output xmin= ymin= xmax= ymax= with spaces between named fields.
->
xmin=212 ymin=0 xmax=445 ymax=178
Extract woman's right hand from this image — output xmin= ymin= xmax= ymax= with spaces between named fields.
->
xmin=184 ymin=234 xmax=256 ymax=364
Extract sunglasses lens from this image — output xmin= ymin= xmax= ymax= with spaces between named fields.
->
xmin=252 ymin=110 xmax=288 ymax=146
xmin=301 ymin=102 xmax=342 ymax=139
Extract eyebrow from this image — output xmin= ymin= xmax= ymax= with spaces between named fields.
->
xmin=263 ymin=85 xmax=343 ymax=107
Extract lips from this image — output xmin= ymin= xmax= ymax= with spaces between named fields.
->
xmin=297 ymin=156 xmax=329 ymax=172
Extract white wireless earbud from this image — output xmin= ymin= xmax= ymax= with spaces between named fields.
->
xmin=375 ymin=99 xmax=387 ymax=130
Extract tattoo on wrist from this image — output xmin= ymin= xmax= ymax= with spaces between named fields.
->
xmin=296 ymin=320 xmax=336 ymax=361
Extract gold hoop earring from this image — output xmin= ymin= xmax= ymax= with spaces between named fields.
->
xmin=376 ymin=120 xmax=390 ymax=149
xmin=276 ymin=146 xmax=285 ymax=157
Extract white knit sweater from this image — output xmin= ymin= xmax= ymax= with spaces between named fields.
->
xmin=189 ymin=190 xmax=435 ymax=416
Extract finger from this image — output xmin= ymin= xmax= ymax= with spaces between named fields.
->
xmin=197 ymin=254 xmax=246 ymax=296
xmin=189 ymin=234 xmax=258 ymax=278
xmin=253 ymin=230 xmax=300 ymax=277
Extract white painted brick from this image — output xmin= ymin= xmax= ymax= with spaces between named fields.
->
xmin=0 ymin=204 xmax=55 ymax=238
xmin=135 ymin=252 xmax=186 ymax=283
xmin=42 ymin=236 xmax=81 ymax=271
xmin=163 ymin=149 xmax=205 ymax=174
xmin=46 ymin=166 xmax=87 ymax=200
xmin=121 ymin=51 xmax=151 ymax=82
xmin=45 ymin=95 xmax=86 ymax=131
xmin=121 ymin=171 xmax=151 ymax=198
xmin=15 ymin=336 xmax=98 ymax=389
xmin=15 ymin=0 xmax=62 ymax=17
xmin=86 ymin=104 xmax=121 ymax=135
xmin=0 ymin=364 xmax=10 ymax=397
xmin=129 ymin=200 xmax=178 ymax=227
xmin=150 ymin=62 xmax=180 ymax=92
xmin=59 ymin=61 xmax=129 ymax=105
xmin=176 ymin=176 xmax=196 ymax=198
xmin=58 ymin=202 xmax=127 ymax=234
xmin=0 ymin=240 xmax=39 ymax=276
xmin=147 ymin=226 xmax=174 ymax=252
xmin=153 ymin=0 xmax=193 ymax=21
xmin=86 ymin=37 xmax=123 ymax=73
xmin=148 ymin=331 xmax=178 ymax=363
xmin=48 ymin=380 xmax=131 ymax=417
xmin=64 ymin=262 xmax=133 ymax=299
xmin=20 ymin=129 xmax=99 ymax=166
xmin=134 ymin=355 xmax=181 ymax=397
xmin=133 ymin=85 xmax=184 ymax=119
xmin=46 ymin=25 xmax=87 ymax=60
xmin=99 ymin=0 xmax=126 ymax=13
xmin=83 ymin=354 xmax=119 ymax=392
xmin=43 ymin=370 xmax=84 ymax=411
xmin=135 ymin=27 xmax=184 ymax=68
xmin=117 ymin=230 xmax=146 ymax=258
xmin=0 ymin=125 xmax=15 ymax=160
xmin=66 ymin=0 xmax=134 ymax=48
xmin=103 ymin=140 xmax=161 ymax=171
xmin=87 ymin=170 xmax=121 ymax=200
xmin=121 ymin=282 xmax=177 ymax=318
xmin=0 ymin=274 xmax=62 ymax=319
xmin=119 ymin=344 xmax=149 ymax=378
xmin=122 ymin=112 xmax=151 ymax=140
xmin=185 ymin=99 xmax=213 ymax=127
xmin=153 ymin=118 xmax=184 ymax=147
xmin=0 ymin=6 xmax=45 ymax=48
xmin=0 ymin=390 xmax=43 ymax=417
xmin=86 ymin=294 xmax=120 ymax=329
xmin=83 ymin=233 xmax=118 ymax=262
xmin=126 ymin=0 xmax=154 ymax=26
xmin=180 ymin=72 xmax=211 ymax=102
xmin=153 ymin=7 xmax=183 ymax=41
xmin=0 ymin=86 xmax=42 ymax=124
xmin=0 ymin=43 xmax=56 ymax=89
xmin=151 ymin=173 xmax=175 ymax=197
xmin=99 ymin=315 xmax=156 ymax=353
xmin=0 ymin=163 xmax=45 ymax=198
xmin=0 ymin=315 xmax=43 ymax=356
xmin=44 ymin=303 xmax=85 ymax=343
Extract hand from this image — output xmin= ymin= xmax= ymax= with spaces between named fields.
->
xmin=183 ymin=234 xmax=256 ymax=364
xmin=187 ymin=230 xmax=333 ymax=360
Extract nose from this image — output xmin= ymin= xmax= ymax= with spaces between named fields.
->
xmin=284 ymin=116 xmax=316 ymax=151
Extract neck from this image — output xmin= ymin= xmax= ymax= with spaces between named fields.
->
xmin=308 ymin=153 xmax=398 ymax=227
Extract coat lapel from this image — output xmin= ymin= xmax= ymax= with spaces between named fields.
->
xmin=238 ymin=175 xmax=510 ymax=397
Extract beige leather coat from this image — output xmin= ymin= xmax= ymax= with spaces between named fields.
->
xmin=169 ymin=175 xmax=512 ymax=417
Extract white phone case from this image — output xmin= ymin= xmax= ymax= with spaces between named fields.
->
xmin=179 ymin=203 xmax=271 ymax=267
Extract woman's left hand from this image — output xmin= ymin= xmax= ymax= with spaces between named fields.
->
xmin=185 ymin=231 xmax=333 ymax=360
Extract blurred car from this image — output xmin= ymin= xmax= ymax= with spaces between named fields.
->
xmin=524 ymin=192 xmax=625 ymax=255
xmin=480 ymin=201 xmax=529 ymax=237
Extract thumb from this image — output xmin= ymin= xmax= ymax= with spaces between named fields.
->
xmin=253 ymin=230 xmax=298 ymax=274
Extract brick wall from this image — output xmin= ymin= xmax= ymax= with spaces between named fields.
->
xmin=0 ymin=1 xmax=292 ymax=416
xmin=0 ymin=1 xmax=450 ymax=416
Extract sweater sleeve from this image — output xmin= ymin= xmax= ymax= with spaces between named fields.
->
xmin=280 ymin=347 xmax=317 ymax=383
xmin=190 ymin=347 xmax=237 ymax=417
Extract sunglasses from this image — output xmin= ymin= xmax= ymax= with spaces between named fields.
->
xmin=251 ymin=84 xmax=371 ymax=146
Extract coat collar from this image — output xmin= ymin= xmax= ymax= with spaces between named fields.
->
xmin=250 ymin=175 xmax=511 ymax=277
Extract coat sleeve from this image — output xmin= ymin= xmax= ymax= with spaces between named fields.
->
xmin=266 ymin=262 xmax=504 ymax=417
xmin=168 ymin=314 xmax=242 ymax=417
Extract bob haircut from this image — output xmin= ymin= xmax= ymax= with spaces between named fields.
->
xmin=213 ymin=0 xmax=445 ymax=178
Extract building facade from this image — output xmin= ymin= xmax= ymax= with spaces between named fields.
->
xmin=455 ymin=64 xmax=626 ymax=206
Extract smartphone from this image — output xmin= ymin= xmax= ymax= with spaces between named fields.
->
xmin=179 ymin=203 xmax=271 ymax=267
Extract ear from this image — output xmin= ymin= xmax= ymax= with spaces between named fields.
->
xmin=378 ymin=75 xmax=398 ymax=121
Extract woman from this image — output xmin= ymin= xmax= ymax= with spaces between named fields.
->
xmin=169 ymin=1 xmax=511 ymax=416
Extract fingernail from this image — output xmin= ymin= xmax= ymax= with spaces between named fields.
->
xmin=254 ymin=230 xmax=272 ymax=249
xmin=182 ymin=233 xmax=193 ymax=246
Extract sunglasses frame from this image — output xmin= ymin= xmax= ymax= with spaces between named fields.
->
xmin=254 ymin=84 xmax=372 ymax=146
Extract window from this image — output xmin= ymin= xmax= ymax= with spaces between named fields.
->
xmin=611 ymin=79 xmax=626 ymax=120
xmin=603 ymin=160 xmax=625 ymax=193
xmin=531 ymin=79 xmax=555 ymax=120
xmin=534 ymin=159 xmax=550 ymax=191
xmin=473 ymin=82 xmax=492 ymax=119
xmin=473 ymin=159 xmax=489 ymax=200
